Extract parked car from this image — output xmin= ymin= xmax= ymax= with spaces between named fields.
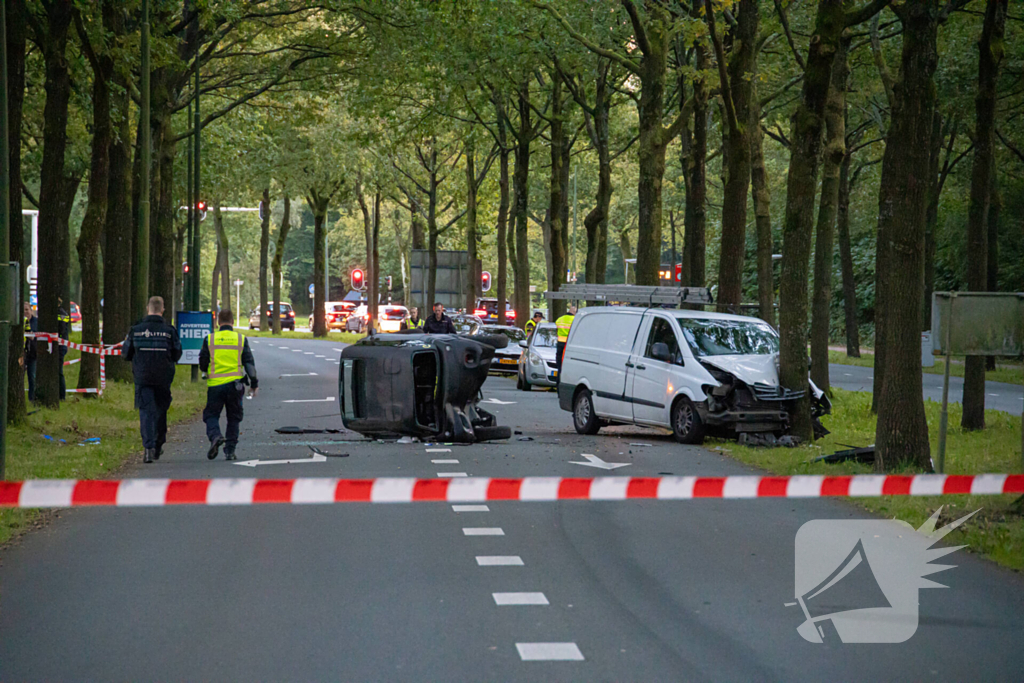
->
xmin=477 ymin=324 xmax=525 ymax=374
xmin=557 ymin=307 xmax=831 ymax=443
xmin=249 ymin=302 xmax=296 ymax=331
xmin=339 ymin=333 xmax=512 ymax=442
xmin=68 ymin=301 xmax=82 ymax=324
xmin=450 ymin=313 xmax=483 ymax=336
xmin=308 ymin=301 xmax=356 ymax=330
xmin=345 ymin=305 xmax=410 ymax=333
xmin=473 ymin=298 xmax=517 ymax=324
xmin=517 ymin=322 xmax=559 ymax=390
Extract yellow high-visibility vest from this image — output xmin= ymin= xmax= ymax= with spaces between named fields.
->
xmin=555 ymin=314 xmax=574 ymax=342
xmin=525 ymin=319 xmax=538 ymax=335
xmin=207 ymin=330 xmax=245 ymax=387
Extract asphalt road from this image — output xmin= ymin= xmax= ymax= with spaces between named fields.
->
xmin=1 ymin=338 xmax=1022 ymax=681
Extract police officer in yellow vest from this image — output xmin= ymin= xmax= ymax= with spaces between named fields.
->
xmin=199 ymin=308 xmax=259 ymax=461
xmin=525 ymin=311 xmax=544 ymax=336
xmin=554 ymin=303 xmax=576 ymax=380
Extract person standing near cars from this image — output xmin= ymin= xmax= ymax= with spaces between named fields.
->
xmin=200 ymin=308 xmax=259 ymax=461
xmin=122 ymin=297 xmax=183 ymax=463
xmin=402 ymin=307 xmax=423 ymax=330
xmin=22 ymin=303 xmax=37 ymax=402
xmin=554 ymin=303 xmax=577 ymax=378
xmin=57 ymin=297 xmax=71 ymax=400
xmin=525 ymin=311 xmax=544 ymax=336
xmin=423 ymin=302 xmax=456 ymax=334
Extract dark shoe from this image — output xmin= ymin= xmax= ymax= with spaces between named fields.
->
xmin=207 ymin=436 xmax=225 ymax=460
xmin=154 ymin=446 xmax=163 ymax=461
xmin=224 ymin=451 xmax=237 ymax=461
xmin=144 ymin=449 xmax=155 ymax=464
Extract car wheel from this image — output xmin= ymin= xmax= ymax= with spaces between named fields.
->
xmin=671 ymin=396 xmax=705 ymax=445
xmin=573 ymin=389 xmax=600 ymax=435
xmin=517 ymin=370 xmax=531 ymax=391
xmin=474 ymin=425 xmax=511 ymax=442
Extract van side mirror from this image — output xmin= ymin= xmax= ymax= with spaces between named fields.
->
xmin=651 ymin=342 xmax=672 ymax=363
xmin=518 ymin=340 xmax=529 ymax=349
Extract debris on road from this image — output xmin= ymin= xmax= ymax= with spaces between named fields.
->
xmin=307 ymin=446 xmax=349 ymax=458
xmin=811 ymin=444 xmax=876 ymax=465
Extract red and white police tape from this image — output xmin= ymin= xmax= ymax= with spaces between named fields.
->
xmin=1 ymin=474 xmax=1021 ymax=508
xmin=26 ymin=332 xmax=122 ymax=394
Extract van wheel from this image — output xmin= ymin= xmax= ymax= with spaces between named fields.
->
xmin=672 ymin=397 xmax=705 ymax=445
xmin=573 ymin=389 xmax=600 ymax=435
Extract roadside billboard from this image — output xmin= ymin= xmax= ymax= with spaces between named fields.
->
xmin=176 ymin=311 xmax=214 ymax=365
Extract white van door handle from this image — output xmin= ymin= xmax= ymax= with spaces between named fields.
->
xmin=635 ymin=363 xmax=646 ymax=370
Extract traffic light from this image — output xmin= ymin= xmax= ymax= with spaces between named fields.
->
xmin=183 ymin=262 xmax=190 ymax=275
xmin=385 ymin=275 xmax=393 ymax=290
xmin=481 ymin=270 xmax=492 ymax=292
xmin=197 ymin=200 xmax=207 ymax=212
xmin=351 ymin=268 xmax=365 ymax=291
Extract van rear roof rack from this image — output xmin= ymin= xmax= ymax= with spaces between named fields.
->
xmin=544 ymin=284 xmax=713 ymax=306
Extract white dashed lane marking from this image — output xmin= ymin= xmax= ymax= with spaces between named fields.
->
xmin=476 ymin=556 xmax=523 ymax=566
xmin=437 ymin=472 xmax=468 ymax=478
xmin=463 ymin=528 xmax=503 ymax=536
xmin=452 ymin=504 xmax=489 ymax=512
xmin=516 ymin=643 xmax=584 ymax=661
xmin=432 ymin=459 xmax=459 ymax=464
xmin=493 ymin=592 xmax=548 ymax=606
xmin=427 ymin=448 xmax=451 ymax=453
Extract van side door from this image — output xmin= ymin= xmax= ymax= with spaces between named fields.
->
xmin=570 ymin=311 xmax=642 ymax=420
xmin=629 ymin=313 xmax=685 ymax=427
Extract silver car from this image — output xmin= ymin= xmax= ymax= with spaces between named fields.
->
xmin=516 ymin=322 xmax=559 ymax=390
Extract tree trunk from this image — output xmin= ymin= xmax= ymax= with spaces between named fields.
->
xmin=272 ymin=194 xmax=291 ymax=335
xmin=259 ymin=187 xmax=270 ymax=331
xmin=961 ymin=0 xmax=1007 ymax=431
xmin=923 ymin=112 xmax=942 ymax=329
xmin=836 ymin=148 xmax=860 ymax=357
xmin=548 ymin=72 xmax=567 ymax=321
xmin=212 ymin=203 xmax=230 ymax=315
xmin=309 ymin=192 xmax=328 ymax=337
xmin=494 ymin=94 xmax=510 ymax=325
xmin=750 ymin=89 xmax=774 ymax=326
xmin=103 ymin=47 xmax=133 ymax=383
xmin=35 ymin=0 xmax=74 ymax=409
xmin=152 ymin=111 xmax=175 ymax=310
xmin=76 ymin=25 xmax=112 ymax=392
xmin=210 ymin=239 xmax=221 ymax=314
xmin=619 ymin=228 xmax=634 ymax=284
xmin=357 ymin=182 xmax=373 ymax=327
xmin=465 ymin=140 xmax=478 ymax=312
xmin=583 ymin=63 xmax=612 ymax=287
xmin=684 ymin=45 xmax=708 ymax=290
xmin=635 ymin=45 xmax=668 ymax=287
xmin=427 ymin=162 xmax=439 ymax=315
xmin=513 ymin=82 xmax=531 ymax=327
xmin=371 ymin=192 xmax=380 ymax=328
xmin=713 ymin=0 xmax=759 ymax=310
xmin=778 ymin=0 xmax=846 ymax=441
xmin=874 ymin=0 xmax=939 ymax=472
xmin=5 ymin=0 xmax=26 ymax=421
xmin=986 ymin=163 xmax=1000 ymax=371
xmin=810 ymin=38 xmax=848 ymax=395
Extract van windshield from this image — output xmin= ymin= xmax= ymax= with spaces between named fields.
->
xmin=676 ymin=319 xmax=778 ymax=357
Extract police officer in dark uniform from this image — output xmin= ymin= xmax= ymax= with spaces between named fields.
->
xmin=122 ymin=296 xmax=183 ymax=463
xmin=22 ymin=302 xmax=37 ymax=402
xmin=199 ymin=308 xmax=258 ymax=461
xmin=57 ymin=297 xmax=71 ymax=400
xmin=422 ymin=302 xmax=456 ymax=334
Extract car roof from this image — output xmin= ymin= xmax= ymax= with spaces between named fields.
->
xmin=482 ymin=325 xmax=520 ymax=332
xmin=576 ymin=305 xmax=763 ymax=325
xmin=534 ymin=322 xmax=556 ymax=330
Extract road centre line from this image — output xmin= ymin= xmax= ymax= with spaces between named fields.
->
xmin=437 ymin=472 xmax=468 ymax=478
xmin=426 ymin=448 xmax=451 ymax=453
xmin=453 ymin=505 xmax=489 ymax=512
xmin=493 ymin=592 xmax=548 ymax=605
xmin=304 ymin=352 xmax=314 ymax=355
xmin=463 ymin=528 xmax=504 ymax=536
xmin=432 ymin=459 xmax=459 ymax=464
xmin=476 ymin=556 xmax=523 ymax=566
xmin=516 ymin=643 xmax=584 ymax=661
xmin=281 ymin=397 xmax=335 ymax=403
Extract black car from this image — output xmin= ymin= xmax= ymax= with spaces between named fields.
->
xmin=473 ymin=298 xmax=517 ymax=324
xmin=339 ymin=332 xmax=512 ymax=443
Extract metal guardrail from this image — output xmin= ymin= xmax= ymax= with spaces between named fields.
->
xmin=544 ymin=284 xmax=713 ymax=306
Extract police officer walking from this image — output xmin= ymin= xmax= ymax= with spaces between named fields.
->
xmin=554 ymin=303 xmax=577 ymax=380
xmin=200 ymin=308 xmax=259 ymax=461
xmin=22 ymin=302 xmax=37 ymax=402
xmin=122 ymin=296 xmax=183 ymax=463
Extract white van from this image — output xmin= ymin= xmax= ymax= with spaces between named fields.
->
xmin=557 ymin=307 xmax=830 ymax=443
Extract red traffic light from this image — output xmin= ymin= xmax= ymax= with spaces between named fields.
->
xmin=481 ymin=270 xmax=492 ymax=292
xmin=351 ymin=268 xmax=365 ymax=291
xmin=183 ymin=262 xmax=190 ymax=274
xmin=197 ymin=201 xmax=207 ymax=212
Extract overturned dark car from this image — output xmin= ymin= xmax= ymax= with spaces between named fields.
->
xmin=338 ymin=332 xmax=512 ymax=442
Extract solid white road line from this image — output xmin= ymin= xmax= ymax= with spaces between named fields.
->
xmin=281 ymin=397 xmax=336 ymax=403
xmin=463 ymin=528 xmax=504 ymax=536
xmin=437 ymin=472 xmax=468 ymax=478
xmin=516 ymin=643 xmax=583 ymax=661
xmin=494 ymin=592 xmax=548 ymax=605
xmin=432 ymin=459 xmax=459 ymax=464
xmin=476 ymin=556 xmax=523 ymax=566
xmin=452 ymin=504 xmax=489 ymax=512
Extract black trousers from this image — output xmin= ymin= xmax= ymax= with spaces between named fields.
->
xmin=204 ymin=382 xmax=245 ymax=453
xmin=25 ymin=357 xmax=36 ymax=402
xmin=556 ymin=341 xmax=566 ymax=385
xmin=136 ymin=385 xmax=172 ymax=450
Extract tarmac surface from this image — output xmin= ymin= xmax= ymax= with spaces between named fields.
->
xmin=1 ymin=337 xmax=1022 ymax=681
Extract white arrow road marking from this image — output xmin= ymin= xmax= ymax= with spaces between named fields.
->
xmin=233 ymin=453 xmax=327 ymax=468
xmin=281 ymin=397 xmax=335 ymax=403
xmin=480 ymin=397 xmax=516 ymax=405
xmin=569 ymin=453 xmax=630 ymax=470
xmin=279 ymin=372 xmax=318 ymax=377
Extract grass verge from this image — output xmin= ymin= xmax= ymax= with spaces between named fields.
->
xmin=1 ymin=372 xmax=207 ymax=547
xmin=828 ymin=349 xmax=1023 ymax=386
xmin=241 ymin=329 xmax=364 ymax=344
xmin=709 ymin=389 xmax=1024 ymax=571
